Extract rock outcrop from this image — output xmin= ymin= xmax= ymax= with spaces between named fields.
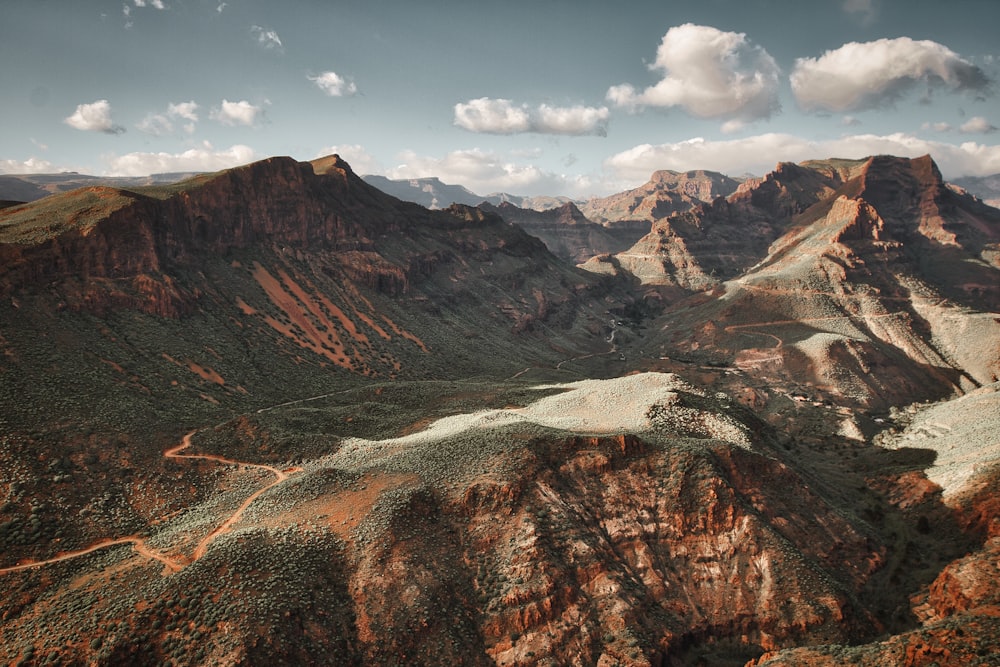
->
xmin=482 ymin=201 xmax=643 ymax=264
xmin=579 ymin=169 xmax=741 ymax=226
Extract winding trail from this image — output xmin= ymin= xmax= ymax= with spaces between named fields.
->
xmin=0 ymin=431 xmax=300 ymax=576
xmin=165 ymin=433 xmax=301 ymax=561
xmin=723 ymin=310 xmax=907 ymax=345
xmin=0 ymin=537 xmax=174 ymax=574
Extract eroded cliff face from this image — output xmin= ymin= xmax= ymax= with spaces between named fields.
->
xmin=607 ymin=162 xmax=844 ymax=289
xmin=751 ymin=386 xmax=1000 ymax=667
xmin=0 ymin=157 xmax=401 ymax=315
xmin=484 ymin=201 xmax=642 ymax=264
xmin=579 ymin=169 xmax=741 ymax=227
xmin=626 ymin=155 xmax=1000 ymax=408
xmin=0 ymin=373 xmax=918 ymax=666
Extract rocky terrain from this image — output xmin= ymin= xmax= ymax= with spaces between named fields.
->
xmin=952 ymin=173 xmax=1000 ymax=209
xmin=480 ymin=202 xmax=644 ymax=265
xmin=578 ymin=169 xmax=741 ymax=229
xmin=1 ymin=153 xmax=998 ymax=666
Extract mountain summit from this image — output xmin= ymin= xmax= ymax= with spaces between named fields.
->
xmin=1 ymin=152 xmax=998 ymax=666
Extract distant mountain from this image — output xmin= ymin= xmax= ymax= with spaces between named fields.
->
xmin=596 ymin=154 xmax=1000 ymax=408
xmin=578 ymin=169 xmax=742 ymax=227
xmin=0 ymin=171 xmax=200 ymax=203
xmin=480 ymin=201 xmax=643 ymax=264
xmin=362 ymin=174 xmax=572 ymax=211
xmin=951 ymin=173 xmax=1000 ymax=208
xmin=2 ymin=151 xmax=999 ymax=666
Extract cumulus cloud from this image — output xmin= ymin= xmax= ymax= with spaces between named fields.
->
xmin=168 ymin=101 xmax=199 ymax=122
xmin=791 ymin=37 xmax=992 ymax=113
xmin=922 ymin=121 xmax=953 ymax=132
xmin=104 ymin=143 xmax=256 ymax=176
xmin=64 ymin=100 xmax=125 ymax=134
xmin=309 ymin=71 xmax=357 ymax=97
xmin=138 ymin=100 xmax=200 ymax=135
xmin=454 ymin=98 xmax=609 ymax=136
xmin=0 ymin=157 xmax=57 ymax=174
xmin=312 ymin=144 xmax=381 ymax=175
xmin=134 ymin=0 xmax=167 ymax=8
xmin=210 ymin=99 xmax=262 ymax=126
xmin=959 ymin=116 xmax=997 ymax=134
xmin=604 ymin=132 xmax=1000 ymax=182
xmin=137 ymin=113 xmax=173 ymax=136
xmin=251 ymin=25 xmax=283 ymax=52
xmin=606 ymin=24 xmax=781 ymax=123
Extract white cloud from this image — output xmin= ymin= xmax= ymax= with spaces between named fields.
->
xmin=606 ymin=24 xmax=781 ymax=123
xmin=168 ymin=101 xmax=198 ymax=122
xmin=251 ymin=25 xmax=283 ymax=52
xmin=791 ymin=37 xmax=992 ymax=113
xmin=922 ymin=121 xmax=953 ymax=132
xmin=0 ymin=157 xmax=57 ymax=174
xmin=604 ymin=132 xmax=1000 ymax=182
xmin=454 ymin=98 xmax=609 ymax=136
xmin=535 ymin=104 xmax=610 ymax=136
xmin=841 ymin=115 xmax=862 ymax=127
xmin=104 ymin=143 xmax=256 ymax=176
xmin=64 ymin=100 xmax=125 ymax=134
xmin=312 ymin=144 xmax=381 ymax=175
xmin=210 ymin=99 xmax=262 ymax=126
xmin=309 ymin=71 xmax=358 ymax=97
xmin=137 ymin=101 xmax=199 ymax=136
xmin=454 ymin=98 xmax=529 ymax=133
xmin=137 ymin=113 xmax=173 ymax=136
xmin=959 ymin=116 xmax=997 ymax=134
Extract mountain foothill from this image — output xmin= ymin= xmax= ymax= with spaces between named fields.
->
xmin=0 ymin=150 xmax=998 ymax=666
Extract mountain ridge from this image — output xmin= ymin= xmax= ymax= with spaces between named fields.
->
xmin=1 ymin=151 xmax=998 ymax=666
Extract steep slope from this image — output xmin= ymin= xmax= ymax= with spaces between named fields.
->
xmin=1 ymin=151 xmax=998 ymax=667
xmin=1 ymin=372 xmax=941 ymax=666
xmin=0 ymin=154 xmax=622 ymax=591
xmin=579 ymin=169 xmax=741 ymax=227
xmin=481 ymin=201 xmax=643 ymax=264
xmin=952 ymin=173 xmax=1000 ymax=209
xmin=752 ymin=383 xmax=1000 ymax=667
xmin=625 ymin=155 xmax=1000 ymax=408
xmin=597 ymin=161 xmax=850 ymax=288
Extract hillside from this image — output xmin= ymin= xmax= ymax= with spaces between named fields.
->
xmin=578 ymin=169 xmax=741 ymax=228
xmin=480 ymin=201 xmax=645 ymax=264
xmin=1 ymin=153 xmax=998 ymax=666
xmin=952 ymin=173 xmax=1000 ymax=208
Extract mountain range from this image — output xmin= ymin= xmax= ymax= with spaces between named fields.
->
xmin=0 ymin=152 xmax=998 ymax=666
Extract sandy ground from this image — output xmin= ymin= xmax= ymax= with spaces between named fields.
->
xmin=338 ymin=372 xmax=695 ymax=453
xmin=885 ymin=383 xmax=1000 ymax=500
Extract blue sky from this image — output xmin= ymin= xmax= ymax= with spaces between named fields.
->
xmin=2 ymin=0 xmax=999 ymax=197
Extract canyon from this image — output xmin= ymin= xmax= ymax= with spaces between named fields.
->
xmin=0 ymin=152 xmax=997 ymax=666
